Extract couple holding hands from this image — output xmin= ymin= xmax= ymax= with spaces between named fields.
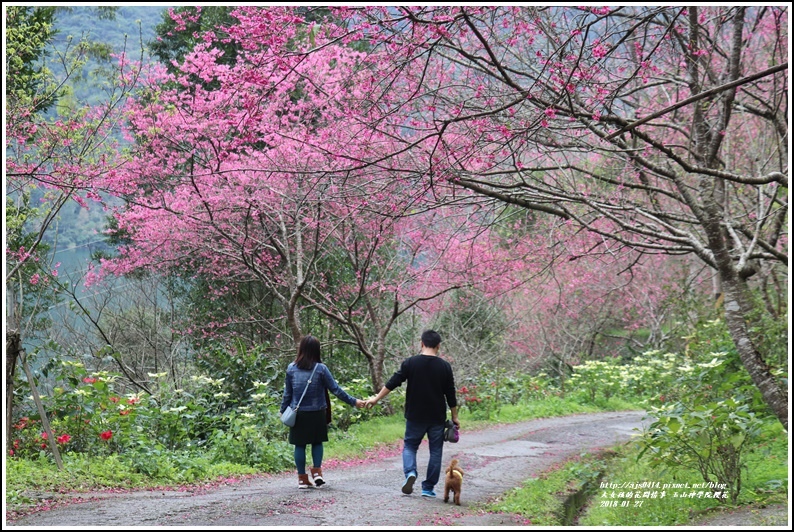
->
xmin=280 ymin=330 xmax=460 ymax=494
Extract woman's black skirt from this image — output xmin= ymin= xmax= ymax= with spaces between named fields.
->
xmin=288 ymin=409 xmax=329 ymax=446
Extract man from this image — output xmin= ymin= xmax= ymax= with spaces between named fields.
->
xmin=365 ymin=329 xmax=459 ymax=498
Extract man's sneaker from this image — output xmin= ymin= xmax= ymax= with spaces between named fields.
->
xmin=421 ymin=489 xmax=437 ymax=498
xmin=402 ymin=472 xmax=417 ymax=494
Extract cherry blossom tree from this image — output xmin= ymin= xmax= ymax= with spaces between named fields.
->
xmin=92 ymin=6 xmax=785 ymax=424
xmin=509 ymin=226 xmax=711 ymax=390
xmin=323 ymin=5 xmax=788 ymax=428
xmin=308 ymin=200 xmax=552 ymax=389
xmin=92 ymin=7 xmax=565 ymax=392
xmin=88 ymin=9 xmax=437 ymax=389
xmin=412 ymin=213 xmax=711 ymax=388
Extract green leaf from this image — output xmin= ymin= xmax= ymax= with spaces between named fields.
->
xmin=309 ymin=24 xmax=318 ymax=47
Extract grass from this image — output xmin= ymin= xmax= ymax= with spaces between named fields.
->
xmin=325 ymin=414 xmax=406 ymax=460
xmin=5 ymin=451 xmax=262 ymax=500
xmin=486 ymin=418 xmax=789 ymax=527
xmin=740 ymin=421 xmax=789 ymax=500
xmin=488 ymin=450 xmax=616 ymax=526
xmin=489 ymin=462 xmax=575 ymax=525
xmin=482 ymin=395 xmax=638 ymax=424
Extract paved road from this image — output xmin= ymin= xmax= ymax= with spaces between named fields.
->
xmin=8 ymin=411 xmax=649 ymax=527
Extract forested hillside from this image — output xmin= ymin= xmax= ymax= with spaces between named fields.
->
xmin=50 ymin=6 xmax=167 ymax=104
xmin=54 ymin=6 xmax=166 ymax=47
xmin=42 ymin=6 xmax=169 ymax=251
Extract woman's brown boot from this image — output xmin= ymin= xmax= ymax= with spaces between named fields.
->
xmin=298 ymin=473 xmax=314 ymax=489
xmin=310 ymin=467 xmax=325 ymax=487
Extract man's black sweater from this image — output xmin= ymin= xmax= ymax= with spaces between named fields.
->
xmin=385 ymin=354 xmax=457 ymax=424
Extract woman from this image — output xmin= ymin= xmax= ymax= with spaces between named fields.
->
xmin=280 ymin=335 xmax=365 ymax=489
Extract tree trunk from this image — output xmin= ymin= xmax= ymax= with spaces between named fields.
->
xmin=368 ymin=354 xmax=384 ymax=395
xmin=687 ymin=5 xmax=786 ymax=428
xmin=367 ymin=338 xmax=395 ymax=414
xmin=720 ymin=270 xmax=788 ymax=430
xmin=286 ymin=292 xmax=303 ymax=347
xmin=20 ymin=353 xmax=64 ymax=469
xmin=712 ymin=268 xmax=723 ymax=303
xmin=365 ymin=343 xmax=385 ymax=399
xmin=5 ymin=330 xmax=20 ymax=452
xmin=700 ymin=187 xmax=788 ymax=429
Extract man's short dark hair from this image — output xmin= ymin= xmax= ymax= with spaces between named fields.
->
xmin=421 ymin=329 xmax=442 ymax=349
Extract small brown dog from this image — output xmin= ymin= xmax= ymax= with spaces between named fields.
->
xmin=443 ymin=458 xmax=464 ymax=505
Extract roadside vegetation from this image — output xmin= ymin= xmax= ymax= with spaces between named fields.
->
xmin=8 ymin=311 xmax=788 ymax=527
xmin=488 ymin=423 xmax=787 ymax=526
xmin=5 ymin=381 xmax=623 ymax=509
xmin=486 ymin=315 xmax=788 ymax=525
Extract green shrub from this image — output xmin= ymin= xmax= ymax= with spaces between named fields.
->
xmin=637 ymin=347 xmax=766 ymax=505
xmin=456 ymin=370 xmax=557 ymax=420
xmin=580 ymin=419 xmax=787 ymax=526
xmin=568 ymin=359 xmax=625 ymax=403
xmin=327 ymin=377 xmax=376 ymax=431
xmin=12 ymin=361 xmax=152 ymax=457
xmin=206 ymin=411 xmax=292 ymax=470
xmin=123 ymin=445 xmax=179 ymax=480
xmin=581 ymin=444 xmax=717 ymax=526
xmin=457 ymin=382 xmax=498 ymax=419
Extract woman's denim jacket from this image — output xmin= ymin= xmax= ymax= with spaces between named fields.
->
xmin=280 ymin=362 xmax=357 ymax=414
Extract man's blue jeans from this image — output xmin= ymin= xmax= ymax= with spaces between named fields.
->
xmin=402 ymin=419 xmax=445 ymax=491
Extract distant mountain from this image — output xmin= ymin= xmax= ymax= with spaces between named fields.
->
xmin=40 ymin=6 xmax=172 ymax=252
xmin=52 ymin=5 xmax=170 ymax=56
xmin=48 ymin=6 xmax=171 ymax=106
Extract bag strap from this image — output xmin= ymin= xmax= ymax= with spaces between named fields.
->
xmin=294 ymin=363 xmax=319 ymax=411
